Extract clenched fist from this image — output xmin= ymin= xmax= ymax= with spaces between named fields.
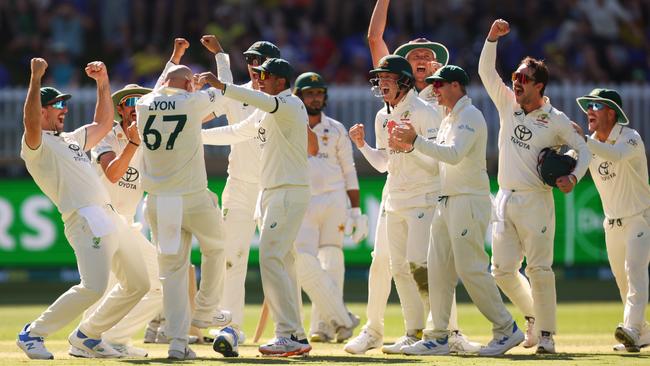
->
xmin=84 ymin=61 xmax=108 ymax=81
xmin=174 ymin=38 xmax=190 ymax=53
xmin=126 ymin=121 xmax=141 ymax=145
xmin=30 ymin=58 xmax=48 ymax=79
xmin=197 ymin=72 xmax=223 ymax=90
xmin=349 ymin=123 xmax=366 ymax=148
xmin=488 ymin=19 xmax=510 ymax=41
xmin=200 ymin=35 xmax=223 ymax=54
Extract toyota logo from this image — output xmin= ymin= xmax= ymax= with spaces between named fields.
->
xmin=68 ymin=144 xmax=80 ymax=151
xmin=598 ymin=161 xmax=611 ymax=176
xmin=122 ymin=167 xmax=139 ymax=182
xmin=514 ymin=125 xmax=532 ymax=141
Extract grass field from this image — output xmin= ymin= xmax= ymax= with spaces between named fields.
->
xmin=1 ymin=302 xmax=649 ymax=365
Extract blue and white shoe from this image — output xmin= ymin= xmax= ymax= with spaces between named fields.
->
xmin=68 ymin=328 xmax=122 ymax=358
xmin=479 ymin=322 xmax=525 ymax=356
xmin=401 ymin=337 xmax=450 ymax=355
xmin=213 ymin=326 xmax=239 ymax=357
xmin=16 ymin=323 xmax=53 ymax=360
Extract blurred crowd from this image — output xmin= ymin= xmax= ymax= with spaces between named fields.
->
xmin=0 ymin=0 xmax=648 ymax=89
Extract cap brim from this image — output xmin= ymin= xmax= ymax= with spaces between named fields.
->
xmin=425 ymin=75 xmax=446 ymax=84
xmin=56 ymin=93 xmax=72 ymax=101
xmin=576 ymin=96 xmax=629 ymax=125
xmin=244 ymin=50 xmax=263 ymax=57
xmin=111 ymin=87 xmax=152 ymax=121
xmin=394 ymin=42 xmax=449 ymax=66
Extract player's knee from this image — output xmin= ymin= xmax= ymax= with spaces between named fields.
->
xmin=491 ymin=263 xmax=518 ymax=279
xmin=409 ymin=263 xmax=429 ymax=293
xmin=524 ymin=265 xmax=553 ymax=277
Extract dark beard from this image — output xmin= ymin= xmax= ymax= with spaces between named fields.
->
xmin=306 ymin=106 xmax=322 ymax=115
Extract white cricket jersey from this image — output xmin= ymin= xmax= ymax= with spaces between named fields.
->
xmin=588 ymin=124 xmax=650 ymax=219
xmin=202 ymin=84 xmax=309 ymax=189
xmin=21 ymin=128 xmax=111 ymax=220
xmin=91 ymin=122 xmax=144 ymax=218
xmin=136 ymin=86 xmax=225 ymax=195
xmin=374 ymin=90 xmax=441 ymax=211
xmin=478 ymin=40 xmax=591 ymax=191
xmin=308 ymin=113 xmax=359 ymax=196
xmin=414 ymin=95 xmax=490 ymax=196
xmin=214 ymin=53 xmax=261 ymax=184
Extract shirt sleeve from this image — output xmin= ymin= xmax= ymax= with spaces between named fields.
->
xmin=478 ymin=40 xmax=515 ymax=116
xmin=195 ymin=87 xmax=227 ymax=118
xmin=335 ymin=123 xmax=359 ymax=190
xmin=67 ymin=125 xmax=89 ymax=151
xmin=20 ymin=133 xmax=43 ymax=161
xmin=215 ymin=53 xmax=234 ymax=84
xmin=414 ymin=112 xmax=482 ymax=165
xmin=91 ymin=133 xmax=115 ymax=163
xmin=557 ymin=116 xmax=591 ymax=181
xmin=223 ymin=83 xmax=280 ymax=113
xmin=359 ymin=144 xmax=388 ymax=173
xmin=202 ymin=110 xmax=259 ymax=145
xmin=587 ymin=129 xmax=641 ymax=162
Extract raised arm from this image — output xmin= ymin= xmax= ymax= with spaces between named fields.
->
xmin=368 ymin=0 xmax=391 ymax=67
xmin=478 ymin=19 xmax=515 ymax=112
xmin=154 ymin=38 xmax=190 ymax=90
xmin=201 ymin=35 xmax=234 ymax=83
xmin=23 ymin=58 xmax=48 ymax=150
xmin=83 ymin=61 xmax=114 ymax=150
xmin=96 ymin=123 xmax=141 ymax=183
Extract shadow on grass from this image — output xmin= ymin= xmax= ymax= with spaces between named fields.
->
xmin=119 ymin=355 xmax=424 ymax=364
xmin=457 ymin=352 xmax=650 ymax=361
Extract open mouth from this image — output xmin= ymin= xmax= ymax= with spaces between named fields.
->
xmin=382 ymin=87 xmax=390 ymax=95
xmin=416 ymin=66 xmax=426 ymax=73
xmin=588 ymin=116 xmax=596 ymax=124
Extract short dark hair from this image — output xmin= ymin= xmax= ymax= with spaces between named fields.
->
xmin=520 ymin=56 xmax=549 ymax=96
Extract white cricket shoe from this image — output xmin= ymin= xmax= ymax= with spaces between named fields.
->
xmin=536 ymin=331 xmax=556 ymax=354
xmin=168 ymin=338 xmax=196 ymax=360
xmin=343 ymin=329 xmax=382 ymax=354
xmin=522 ymin=316 xmax=538 ymax=348
xmin=335 ymin=313 xmax=361 ymax=343
xmin=110 ymin=343 xmax=149 ymax=357
xmin=258 ymin=336 xmax=311 ymax=357
xmin=449 ymin=331 xmax=482 ymax=354
xmin=614 ymin=330 xmax=650 ymax=351
xmin=615 ymin=325 xmax=641 ymax=352
xmin=382 ymin=334 xmax=420 ymax=354
xmin=143 ymin=317 xmax=161 ymax=343
xmin=213 ymin=326 xmax=239 ymax=357
xmin=16 ymin=324 xmax=54 ymax=360
xmin=479 ymin=322 xmax=525 ymax=356
xmin=68 ymin=328 xmax=122 ymax=358
xmin=192 ymin=309 xmax=232 ymax=329
xmin=309 ymin=331 xmax=333 ymax=343
xmin=210 ymin=327 xmax=246 ymax=345
xmin=402 ymin=337 xmax=450 ymax=355
xmin=68 ymin=345 xmax=94 ymax=358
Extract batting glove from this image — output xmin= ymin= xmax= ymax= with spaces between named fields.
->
xmin=344 ymin=207 xmax=369 ymax=243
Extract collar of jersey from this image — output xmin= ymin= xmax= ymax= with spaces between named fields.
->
xmin=390 ymin=89 xmax=417 ymax=114
xmin=448 ymin=95 xmax=471 ymax=119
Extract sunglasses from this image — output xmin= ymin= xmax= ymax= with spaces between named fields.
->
xmin=258 ymin=70 xmax=275 ymax=81
xmin=432 ymin=80 xmax=448 ymax=89
xmin=120 ymin=95 xmax=141 ymax=107
xmin=511 ymin=72 xmax=535 ymax=84
xmin=49 ymin=100 xmax=67 ymax=110
xmin=586 ymin=102 xmax=606 ymax=111
xmin=245 ymin=54 xmax=265 ymax=66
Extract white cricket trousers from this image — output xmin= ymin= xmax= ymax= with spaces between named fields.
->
xmin=604 ymin=207 xmax=650 ymax=333
xmin=295 ymin=190 xmax=352 ymax=331
xmin=81 ymin=222 xmax=162 ymax=345
xmin=145 ymin=189 xmax=226 ymax=343
xmin=29 ymin=206 xmax=150 ymax=338
xmin=491 ymin=190 xmax=557 ymax=334
xmin=258 ymin=185 xmax=310 ymax=338
xmin=427 ymin=195 xmax=514 ymax=339
xmin=219 ymin=176 xmax=259 ymax=330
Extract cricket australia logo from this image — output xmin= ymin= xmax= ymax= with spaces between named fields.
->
xmin=119 ymin=167 xmax=139 ymax=189
xmin=598 ymin=161 xmax=616 ymax=181
xmin=92 ymin=237 xmax=101 ymax=249
xmin=511 ymin=125 xmax=532 ymax=150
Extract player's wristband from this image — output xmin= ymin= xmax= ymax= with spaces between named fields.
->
xmin=128 ymin=140 xmax=140 ymax=147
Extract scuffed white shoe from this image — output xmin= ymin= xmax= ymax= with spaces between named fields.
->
xmin=344 ymin=329 xmax=382 ymax=354
xmin=402 ymin=337 xmax=450 ymax=355
xmin=522 ymin=316 xmax=538 ymax=348
xmin=110 ymin=343 xmax=148 ymax=357
xmin=536 ymin=331 xmax=556 ymax=354
xmin=479 ymin=322 xmax=525 ymax=356
xmin=68 ymin=328 xmax=122 ymax=358
xmin=258 ymin=336 xmax=311 ymax=357
xmin=68 ymin=345 xmax=94 ymax=358
xmin=168 ymin=338 xmax=196 ymax=360
xmin=192 ymin=310 xmax=232 ymax=329
xmin=449 ymin=331 xmax=482 ymax=354
xmin=16 ymin=324 xmax=54 ymax=360
xmin=309 ymin=331 xmax=333 ymax=343
xmin=382 ymin=334 xmax=420 ymax=354
xmin=335 ymin=313 xmax=361 ymax=343
xmin=615 ymin=325 xmax=641 ymax=352
xmin=213 ymin=326 xmax=239 ymax=357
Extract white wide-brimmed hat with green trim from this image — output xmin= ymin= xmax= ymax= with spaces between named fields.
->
xmin=111 ymin=84 xmax=152 ymax=122
xmin=394 ymin=38 xmax=449 ymax=66
xmin=576 ymin=88 xmax=629 ymax=125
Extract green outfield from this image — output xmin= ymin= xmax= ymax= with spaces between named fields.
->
xmin=1 ymin=302 xmax=648 ymax=365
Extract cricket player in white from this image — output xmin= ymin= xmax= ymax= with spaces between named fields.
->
xmin=66 ymin=84 xmax=162 ymax=358
xmin=136 ymin=38 xmax=228 ymax=360
xmin=392 ymin=65 xmax=524 ymax=356
xmin=293 ymin=72 xmax=366 ymax=343
xmin=200 ymin=37 xmax=282 ymax=347
xmin=17 ymin=59 xmax=150 ymax=360
xmin=479 ymin=19 xmax=591 ymax=354
xmin=200 ymin=57 xmax=312 ymax=357
xmin=575 ymin=88 xmax=650 ymax=352
xmin=350 ymin=54 xmax=440 ymax=353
